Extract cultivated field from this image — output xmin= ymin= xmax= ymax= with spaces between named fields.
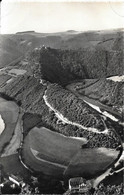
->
xmin=22 ymin=126 xmax=120 ymax=179
xmin=64 ymin=147 xmax=120 ymax=179
xmin=22 ymin=126 xmax=87 ymax=178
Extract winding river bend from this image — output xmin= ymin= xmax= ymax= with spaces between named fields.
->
xmin=0 ymin=80 xmax=123 ymax=187
xmin=42 ymin=86 xmax=123 ymax=183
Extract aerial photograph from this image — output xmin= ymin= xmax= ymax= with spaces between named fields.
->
xmin=0 ymin=1 xmax=124 ymax=194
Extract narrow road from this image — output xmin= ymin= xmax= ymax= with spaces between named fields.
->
xmin=43 ymin=93 xmax=108 ymax=134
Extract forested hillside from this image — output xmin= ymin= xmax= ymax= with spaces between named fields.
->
xmin=0 ymin=76 xmax=122 ymax=149
xmin=66 ymin=79 xmax=124 ymax=114
xmin=29 ymin=47 xmax=123 ymax=85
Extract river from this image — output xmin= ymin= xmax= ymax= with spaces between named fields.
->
xmin=0 ymin=83 xmax=123 ymax=189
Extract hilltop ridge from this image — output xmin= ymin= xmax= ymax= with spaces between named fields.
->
xmin=0 ymin=28 xmax=123 ymax=68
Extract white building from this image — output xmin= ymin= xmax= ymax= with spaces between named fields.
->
xmin=9 ymin=174 xmax=25 ymax=188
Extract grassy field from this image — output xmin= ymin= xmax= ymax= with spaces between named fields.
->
xmin=22 ymin=126 xmax=119 ymax=179
xmin=64 ymin=148 xmax=119 ymax=179
xmin=0 ymin=98 xmax=19 ymax=154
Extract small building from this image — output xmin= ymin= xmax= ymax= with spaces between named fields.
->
xmin=40 ymin=45 xmax=47 ymax=49
xmin=69 ymin=177 xmax=92 ymax=193
xmin=9 ymin=174 xmax=25 ymax=188
xmin=69 ymin=177 xmax=85 ymax=190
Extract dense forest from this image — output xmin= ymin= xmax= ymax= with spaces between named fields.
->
xmin=28 ymin=47 xmax=123 ymax=85
xmin=0 ymin=76 xmax=121 ymax=149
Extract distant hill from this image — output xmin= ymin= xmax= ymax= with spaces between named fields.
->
xmin=0 ymin=28 xmax=123 ymax=68
xmin=16 ymin=31 xmax=36 ymax=34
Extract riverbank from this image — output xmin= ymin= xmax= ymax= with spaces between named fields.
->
xmin=1 ymin=112 xmax=23 ymax=157
xmin=0 ymin=97 xmax=19 ymax=155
